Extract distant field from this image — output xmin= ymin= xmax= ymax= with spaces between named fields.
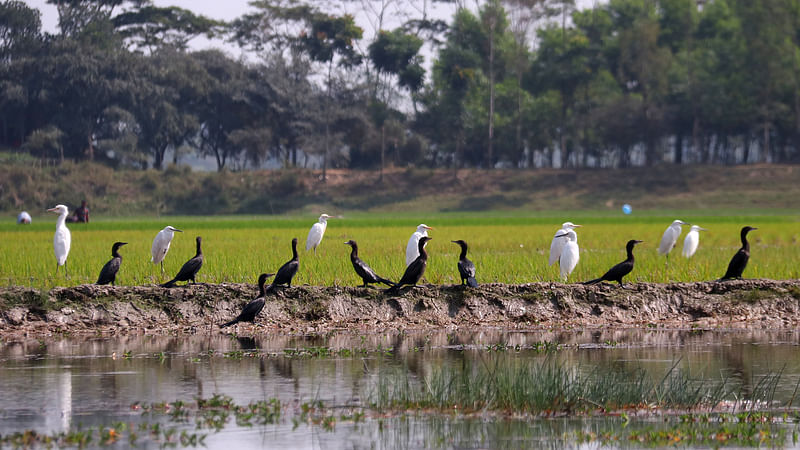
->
xmin=1 ymin=212 xmax=798 ymax=289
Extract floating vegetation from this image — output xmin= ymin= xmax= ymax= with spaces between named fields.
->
xmin=367 ymin=358 xmax=781 ymax=414
xmin=576 ymin=412 xmax=800 ymax=447
xmin=0 ymin=422 xmax=205 ymax=448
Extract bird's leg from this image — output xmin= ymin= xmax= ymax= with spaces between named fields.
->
xmin=160 ymin=261 xmax=165 ymax=274
xmin=55 ymin=264 xmax=59 ymax=276
xmin=65 ymin=262 xmax=69 ymax=279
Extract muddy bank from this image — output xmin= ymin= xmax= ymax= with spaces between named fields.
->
xmin=1 ymin=279 xmax=799 ymax=337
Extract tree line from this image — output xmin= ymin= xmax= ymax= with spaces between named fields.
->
xmin=2 ymin=0 xmax=800 ymax=174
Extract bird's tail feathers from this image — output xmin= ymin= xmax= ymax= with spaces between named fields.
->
xmin=160 ymin=279 xmax=177 ymax=288
xmin=377 ymin=276 xmax=396 ymax=287
xmin=466 ymin=277 xmax=478 ymax=288
xmin=582 ymin=278 xmax=602 ymax=285
xmin=220 ymin=319 xmax=238 ymax=328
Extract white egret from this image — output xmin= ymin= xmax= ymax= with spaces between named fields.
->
xmin=306 ymin=214 xmax=332 ymax=254
xmin=151 ymin=226 xmax=183 ymax=273
xmin=406 ymin=224 xmax=433 ymax=266
xmin=681 ymin=225 xmax=708 ymax=258
xmin=549 ymin=222 xmax=581 ymax=266
xmin=554 ymin=229 xmax=580 ymax=281
xmin=47 ymin=204 xmax=71 ymax=276
xmin=658 ymin=220 xmax=689 ymax=264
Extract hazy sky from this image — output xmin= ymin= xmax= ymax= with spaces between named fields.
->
xmin=25 ymin=1 xmax=599 ymax=52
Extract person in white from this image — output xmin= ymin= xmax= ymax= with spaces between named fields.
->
xmin=406 ymin=224 xmax=433 ymax=266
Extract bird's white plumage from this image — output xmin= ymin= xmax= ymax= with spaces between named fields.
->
xmin=306 ymin=214 xmax=331 ymax=252
xmin=558 ymin=229 xmax=580 ymax=281
xmin=658 ymin=220 xmax=687 ymax=256
xmin=151 ymin=226 xmax=181 ymax=264
xmin=406 ymin=224 xmax=432 ymax=266
xmin=47 ymin=205 xmax=71 ymax=267
xmin=682 ymin=225 xmax=707 ymax=258
xmin=549 ymin=222 xmax=581 ymax=266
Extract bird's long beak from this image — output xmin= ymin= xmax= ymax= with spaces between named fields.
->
xmin=121 ymin=242 xmax=128 ymax=246
xmin=699 ymin=227 xmax=708 ymax=231
xmin=46 ymin=207 xmax=56 ymax=212
xmin=174 ymin=228 xmax=183 ymax=232
xmin=573 ymin=224 xmax=582 ymax=228
xmin=425 ymin=226 xmax=434 ymax=230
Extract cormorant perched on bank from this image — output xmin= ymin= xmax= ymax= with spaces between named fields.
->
xmin=583 ymin=239 xmax=643 ymax=288
xmin=344 ymin=240 xmax=394 ymax=287
xmin=161 ymin=236 xmax=203 ymax=287
xmin=268 ymin=238 xmax=299 ymax=291
xmin=387 ymin=236 xmax=432 ymax=293
xmin=451 ymin=240 xmax=477 ymax=287
xmin=220 ymin=273 xmax=274 ymax=328
xmin=720 ymin=226 xmax=757 ymax=280
xmin=96 ymin=242 xmax=127 ymax=285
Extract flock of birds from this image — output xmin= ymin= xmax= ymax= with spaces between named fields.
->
xmin=45 ymin=206 xmax=758 ymax=328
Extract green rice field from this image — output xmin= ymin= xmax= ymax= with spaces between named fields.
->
xmin=1 ymin=210 xmax=798 ymax=289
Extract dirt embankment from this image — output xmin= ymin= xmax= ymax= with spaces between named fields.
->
xmin=1 ymin=279 xmax=799 ymax=338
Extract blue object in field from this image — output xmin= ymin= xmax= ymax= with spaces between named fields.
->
xmin=622 ymin=204 xmax=632 ymax=215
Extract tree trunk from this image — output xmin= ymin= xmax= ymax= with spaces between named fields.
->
xmin=487 ymin=14 xmax=495 ymax=170
xmin=86 ymin=133 xmax=94 ymax=161
xmin=379 ymin=123 xmax=385 ymax=182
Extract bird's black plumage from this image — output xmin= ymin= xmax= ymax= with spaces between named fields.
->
xmin=452 ymin=240 xmax=477 ymax=287
xmin=345 ymin=240 xmax=394 ymax=287
xmin=386 ymin=236 xmax=432 ymax=293
xmin=721 ymin=226 xmax=757 ymax=280
xmin=583 ymin=239 xmax=643 ymax=288
xmin=96 ymin=242 xmax=127 ymax=285
xmin=161 ymin=236 xmax=204 ymax=288
xmin=268 ymin=237 xmax=299 ymax=291
xmin=221 ymin=273 xmax=274 ymax=328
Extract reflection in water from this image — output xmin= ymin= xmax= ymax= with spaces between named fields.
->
xmin=1 ymin=329 xmax=800 ymax=448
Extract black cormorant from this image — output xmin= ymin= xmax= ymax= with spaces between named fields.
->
xmin=268 ymin=237 xmax=299 ymax=291
xmin=161 ymin=236 xmax=204 ymax=287
xmin=720 ymin=226 xmax=757 ymax=280
xmin=96 ymin=242 xmax=127 ymax=285
xmin=386 ymin=236 xmax=432 ymax=293
xmin=451 ymin=240 xmax=478 ymax=287
xmin=583 ymin=239 xmax=643 ymax=288
xmin=344 ymin=240 xmax=394 ymax=287
xmin=220 ymin=273 xmax=274 ymax=328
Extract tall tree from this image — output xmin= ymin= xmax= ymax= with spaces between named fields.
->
xmin=301 ymin=12 xmax=363 ymax=181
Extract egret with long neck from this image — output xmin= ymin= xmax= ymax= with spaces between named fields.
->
xmin=47 ymin=205 xmax=71 ymax=276
xmin=306 ymin=214 xmax=332 ymax=254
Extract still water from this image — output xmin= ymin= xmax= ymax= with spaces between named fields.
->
xmin=2 ymin=328 xmax=800 ymax=448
